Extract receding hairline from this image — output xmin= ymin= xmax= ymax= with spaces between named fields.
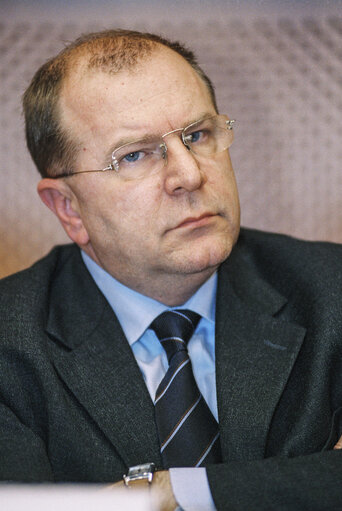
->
xmin=51 ymin=34 xmax=173 ymax=82
xmin=61 ymin=41 xmax=171 ymax=86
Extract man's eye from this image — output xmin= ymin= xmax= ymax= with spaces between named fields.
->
xmin=186 ymin=129 xmax=211 ymax=145
xmin=122 ymin=151 xmax=144 ymax=164
xmin=188 ymin=131 xmax=203 ymax=143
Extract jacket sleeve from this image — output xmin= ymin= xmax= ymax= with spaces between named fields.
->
xmin=0 ymin=403 xmax=54 ymax=481
xmin=207 ymin=449 xmax=342 ymax=510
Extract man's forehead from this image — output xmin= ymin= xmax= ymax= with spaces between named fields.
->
xmin=69 ymin=75 xmax=194 ymax=113
xmin=60 ymin=49 xmax=213 ymax=133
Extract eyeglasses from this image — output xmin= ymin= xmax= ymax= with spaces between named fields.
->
xmin=54 ymin=114 xmax=235 ymax=181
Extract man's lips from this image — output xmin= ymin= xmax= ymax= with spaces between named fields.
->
xmin=174 ymin=213 xmax=216 ymax=230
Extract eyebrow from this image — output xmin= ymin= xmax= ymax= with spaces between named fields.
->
xmin=101 ymin=111 xmax=216 ymax=166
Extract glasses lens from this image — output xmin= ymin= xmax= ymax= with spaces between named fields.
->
xmin=183 ymin=115 xmax=234 ymax=157
xmin=112 ymin=139 xmax=166 ymax=180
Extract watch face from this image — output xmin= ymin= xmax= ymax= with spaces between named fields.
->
xmin=132 ymin=465 xmax=150 ymax=475
xmin=124 ymin=463 xmax=155 ymax=486
xmin=129 ymin=463 xmax=155 ymax=475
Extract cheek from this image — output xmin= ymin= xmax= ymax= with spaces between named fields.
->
xmin=96 ymin=179 xmax=162 ymax=235
xmin=115 ymin=182 xmax=159 ymax=217
xmin=207 ymin=165 xmax=238 ymax=203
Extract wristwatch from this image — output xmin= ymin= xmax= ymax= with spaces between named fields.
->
xmin=123 ymin=462 xmax=156 ymax=488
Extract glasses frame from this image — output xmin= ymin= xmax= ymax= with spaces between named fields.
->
xmin=51 ymin=115 xmax=235 ymax=180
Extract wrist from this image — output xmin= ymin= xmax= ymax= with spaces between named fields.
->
xmin=122 ymin=463 xmax=178 ymax=511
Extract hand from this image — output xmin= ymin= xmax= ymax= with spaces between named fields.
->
xmin=334 ymin=435 xmax=342 ymax=450
xmin=107 ymin=470 xmax=178 ymax=511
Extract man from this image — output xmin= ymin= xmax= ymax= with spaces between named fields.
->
xmin=0 ymin=29 xmax=342 ymax=510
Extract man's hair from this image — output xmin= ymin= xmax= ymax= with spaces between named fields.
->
xmin=23 ymin=28 xmax=218 ymax=178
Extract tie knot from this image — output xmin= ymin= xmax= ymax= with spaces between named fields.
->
xmin=150 ymin=309 xmax=200 ymax=362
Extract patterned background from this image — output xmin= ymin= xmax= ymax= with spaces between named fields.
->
xmin=1 ymin=1 xmax=342 ymax=277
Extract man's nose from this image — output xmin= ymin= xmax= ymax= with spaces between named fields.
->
xmin=163 ymin=138 xmax=205 ymax=195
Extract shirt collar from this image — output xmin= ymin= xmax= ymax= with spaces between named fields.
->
xmin=81 ymin=251 xmax=217 ymax=346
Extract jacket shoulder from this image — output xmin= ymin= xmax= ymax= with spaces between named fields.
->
xmin=233 ymin=228 xmax=342 ymax=320
xmin=0 ymin=244 xmax=80 ymax=320
xmin=237 ymin=227 xmax=342 ymax=282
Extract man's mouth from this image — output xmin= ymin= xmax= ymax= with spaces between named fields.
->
xmin=175 ymin=213 xmax=216 ymax=230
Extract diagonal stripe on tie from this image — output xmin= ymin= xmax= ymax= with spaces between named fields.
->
xmin=150 ymin=309 xmax=221 ymax=468
xmin=155 ymin=359 xmax=190 ymax=404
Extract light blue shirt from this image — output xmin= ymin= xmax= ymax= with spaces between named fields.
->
xmin=82 ymin=251 xmax=217 ymax=511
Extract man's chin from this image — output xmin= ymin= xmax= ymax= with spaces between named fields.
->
xmin=167 ymin=243 xmax=233 ymax=276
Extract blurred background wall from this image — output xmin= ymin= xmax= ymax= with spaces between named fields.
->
xmin=1 ymin=0 xmax=342 ymax=278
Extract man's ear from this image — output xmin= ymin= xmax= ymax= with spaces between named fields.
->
xmin=37 ymin=178 xmax=90 ymax=247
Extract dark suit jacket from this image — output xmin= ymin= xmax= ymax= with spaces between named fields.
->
xmin=1 ymin=228 xmax=342 ymax=509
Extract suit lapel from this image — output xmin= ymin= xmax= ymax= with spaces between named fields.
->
xmin=45 ymin=247 xmax=162 ymax=468
xmin=216 ymin=242 xmax=306 ymax=462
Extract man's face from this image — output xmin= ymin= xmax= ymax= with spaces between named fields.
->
xmin=58 ymin=47 xmax=240 ymax=301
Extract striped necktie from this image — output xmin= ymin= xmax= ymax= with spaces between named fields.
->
xmin=151 ymin=309 xmax=221 ymax=468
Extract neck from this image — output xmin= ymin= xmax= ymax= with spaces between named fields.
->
xmin=124 ymin=267 xmax=218 ymax=306
xmin=82 ymin=245 xmax=218 ymax=306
